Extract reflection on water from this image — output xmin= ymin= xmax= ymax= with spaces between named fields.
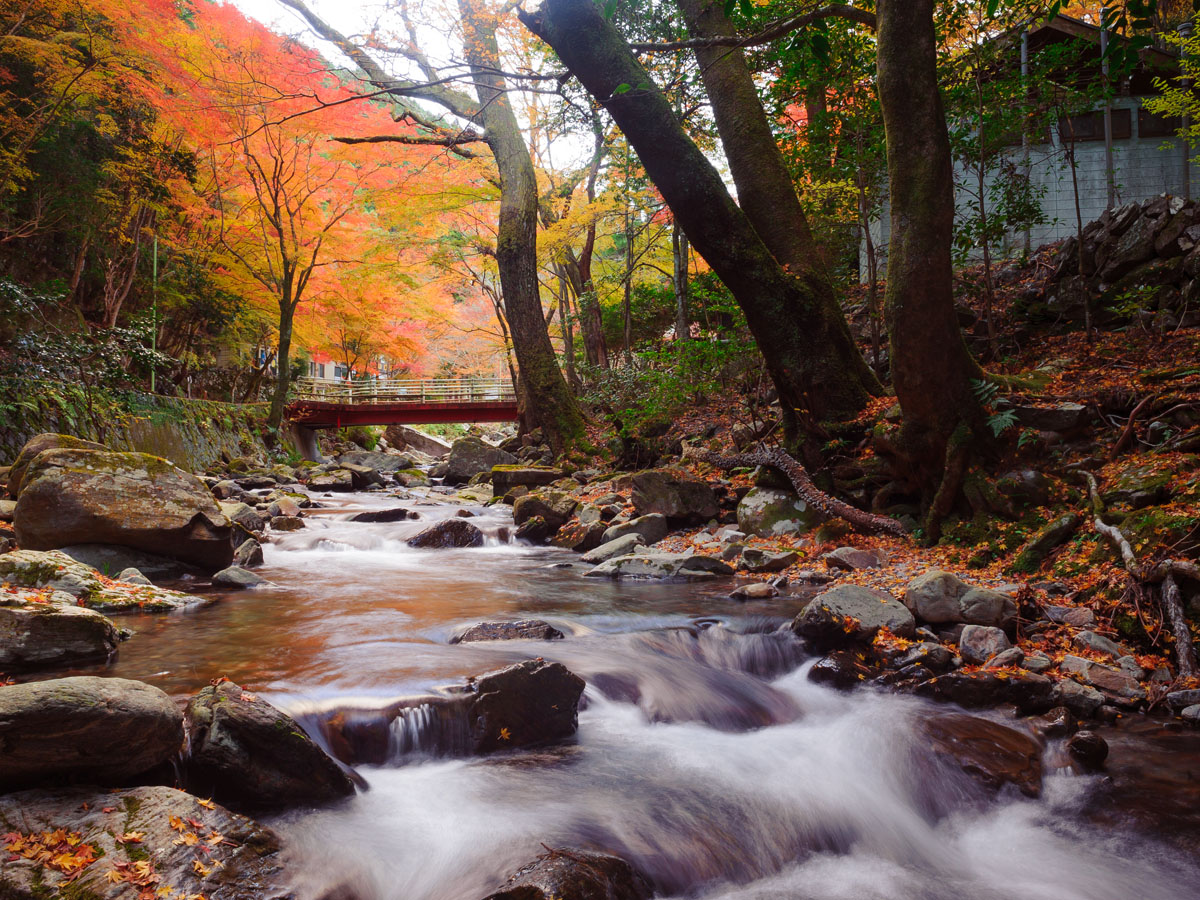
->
xmin=49 ymin=488 xmax=1200 ymax=899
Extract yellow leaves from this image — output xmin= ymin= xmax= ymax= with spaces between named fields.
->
xmin=498 ymin=726 xmax=512 ymax=741
xmin=169 ymin=815 xmax=188 ymax=832
xmin=196 ymin=798 xmax=215 ymax=810
xmin=118 ymin=831 xmax=146 ymax=844
xmin=192 ymin=860 xmax=212 ymax=877
xmin=4 ymin=829 xmax=97 ymax=880
xmin=173 ymin=832 xmax=199 ymax=847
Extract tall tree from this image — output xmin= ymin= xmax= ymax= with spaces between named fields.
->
xmin=521 ymin=0 xmax=879 ymax=443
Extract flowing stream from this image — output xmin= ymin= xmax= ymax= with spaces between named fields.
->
xmin=64 ymin=487 xmax=1200 ymax=900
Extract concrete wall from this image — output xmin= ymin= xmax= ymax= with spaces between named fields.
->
xmin=865 ymin=96 xmax=1200 ymax=278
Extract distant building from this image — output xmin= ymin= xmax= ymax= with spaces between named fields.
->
xmin=865 ymin=15 xmax=1200 ymax=279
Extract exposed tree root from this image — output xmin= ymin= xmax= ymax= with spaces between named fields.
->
xmin=686 ymin=444 xmax=909 ymax=537
xmin=1079 ymin=471 xmax=1197 ymax=680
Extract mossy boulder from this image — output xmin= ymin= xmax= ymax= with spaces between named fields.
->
xmin=15 ymin=449 xmax=233 ymax=571
xmin=736 ymin=486 xmax=822 ymax=537
xmin=6 ymin=433 xmax=107 ymax=499
xmin=0 ymin=587 xmax=121 ymax=671
xmin=444 ymin=437 xmax=516 ymax=485
xmin=0 ymin=548 xmax=200 ymax=611
xmin=491 ymin=465 xmax=564 ymax=495
xmin=631 ymin=468 xmax=720 ymax=524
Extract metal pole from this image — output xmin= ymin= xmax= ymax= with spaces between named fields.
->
xmin=1021 ymin=27 xmax=1032 ymax=254
xmin=151 ymin=234 xmax=157 ymax=393
xmin=1181 ymin=20 xmax=1194 ymax=202
xmin=1101 ymin=27 xmax=1116 ymax=210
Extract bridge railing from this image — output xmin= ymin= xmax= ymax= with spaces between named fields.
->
xmin=292 ymin=376 xmax=516 ymax=405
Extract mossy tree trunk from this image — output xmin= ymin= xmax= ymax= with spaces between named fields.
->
xmin=875 ymin=0 xmax=984 ymax=511
xmin=521 ymin=0 xmax=879 ymax=439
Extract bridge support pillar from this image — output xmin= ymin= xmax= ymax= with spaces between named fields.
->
xmin=288 ymin=423 xmax=324 ymax=463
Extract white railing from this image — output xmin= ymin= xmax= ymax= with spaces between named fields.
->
xmin=292 ymin=376 xmax=516 ymax=405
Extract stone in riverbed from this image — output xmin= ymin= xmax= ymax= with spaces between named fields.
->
xmin=1072 ymin=629 xmax=1129 ymax=660
xmin=823 ymin=546 xmax=886 ymax=571
xmin=1052 ymin=679 xmax=1105 ymax=717
xmin=921 ymin=712 xmax=1044 ymax=797
xmin=270 ymin=515 xmax=305 ymax=531
xmin=14 ymin=448 xmax=234 ymax=571
xmin=902 ymin=570 xmax=1017 ymax=629
xmin=235 ymin=538 xmax=265 ymax=568
xmin=1067 ymin=730 xmax=1109 ymax=770
xmin=585 ymin=552 xmax=733 ymax=581
xmin=580 ymin=533 xmax=645 ymax=564
xmin=550 ymin=518 xmax=608 ymax=553
xmin=631 ymin=468 xmax=719 ymax=524
xmin=0 ymin=676 xmax=183 ymax=790
xmin=212 ymin=566 xmax=270 ymax=589
xmin=958 ymin=625 xmax=1012 ymax=665
xmin=601 ymin=513 xmax=668 ymax=545
xmin=736 ymin=486 xmax=822 ymax=537
xmin=1166 ymin=688 xmax=1200 ymax=709
xmin=451 ymin=619 xmax=565 ymax=643
xmin=0 ymin=548 xmax=199 ymax=611
xmin=0 ymin=589 xmax=120 ymax=670
xmin=915 ymin=671 xmax=1056 ymax=714
xmin=482 ymin=848 xmax=652 ymax=900
xmin=6 ymin=433 xmax=107 ymax=498
xmin=513 ymin=490 xmax=578 ymax=538
xmin=309 ymin=468 xmax=356 ymax=492
xmin=469 ymin=659 xmax=586 ymax=754
xmin=338 ymin=450 xmax=412 ymax=472
xmin=444 ymin=437 xmax=517 ymax=485
xmin=349 ymin=507 xmax=415 ymax=523
xmin=490 ymin=465 xmax=564 ymax=496
xmin=117 ymin=566 xmax=152 ymax=585
xmin=730 ymin=581 xmax=778 ymax=600
xmin=407 ymin=518 xmax=484 ymax=548
xmin=792 ymin=584 xmax=915 ymax=646
xmin=739 ymin=548 xmax=797 ymax=573
xmin=0 ymin=785 xmax=285 ymax=900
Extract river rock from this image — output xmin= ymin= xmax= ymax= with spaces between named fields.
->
xmin=6 ymin=433 xmax=107 ymax=498
xmin=349 ymin=507 xmax=416 ymax=523
xmin=601 ymin=513 xmax=668 ymax=545
xmin=268 ymin=496 xmax=302 ymax=518
xmin=0 ymin=676 xmax=183 ymax=791
xmin=185 ymin=681 xmax=354 ymax=813
xmin=220 ymin=501 xmax=267 ymax=534
xmin=309 ymin=469 xmax=355 ymax=492
xmin=235 ymin=538 xmax=265 ymax=568
xmin=451 ymin=620 xmax=565 ymax=643
xmin=490 ymin=465 xmax=564 ymax=496
xmin=580 ymin=533 xmax=646 ymax=564
xmin=739 ymin=548 xmax=797 ymax=573
xmin=407 ymin=518 xmax=484 ymax=548
xmin=1067 ymin=730 xmax=1109 ymax=770
xmin=730 ymin=581 xmax=778 ymax=600
xmin=0 ymin=548 xmax=198 ymax=611
xmin=513 ymin=491 xmax=578 ymax=537
xmin=1059 ymin=656 xmax=1146 ymax=701
xmin=921 ymin=712 xmax=1043 ymax=797
xmin=823 ymin=546 xmax=886 ymax=571
xmin=212 ymin=566 xmax=270 ymax=589
xmin=736 ymin=486 xmax=821 ymax=537
xmin=270 ymin=515 xmax=305 ymax=531
xmin=915 ymin=671 xmax=1056 ymax=713
xmin=630 ymin=468 xmax=719 ymax=524
xmin=1072 ymin=630 xmax=1129 ymax=660
xmin=444 ymin=437 xmax=516 ymax=485
xmin=0 ymin=588 xmax=120 ymax=670
xmin=1052 ymin=679 xmax=1105 ymax=717
xmin=0 ymin=785 xmax=285 ymax=900
xmin=792 ymin=584 xmax=915 ymax=646
xmin=469 ymin=659 xmax=585 ymax=754
xmin=807 ymin=648 xmax=883 ymax=689
xmin=903 ymin=571 xmax=1017 ymax=629
xmin=958 ymin=625 xmax=1012 ymax=665
xmin=340 ymin=462 xmax=386 ymax=489
xmin=338 ymin=450 xmax=412 ymax=472
xmin=396 ymin=468 xmax=433 ymax=487
xmin=482 ymin=848 xmax=652 ymax=900
xmin=1166 ymin=688 xmax=1200 ymax=709
xmin=585 ymin=552 xmax=733 ymax=581
xmin=550 ymin=519 xmax=609 ymax=553
xmin=14 ymin=448 xmax=234 ymax=571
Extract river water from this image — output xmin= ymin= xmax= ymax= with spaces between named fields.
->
xmin=67 ymin=488 xmax=1200 ymax=900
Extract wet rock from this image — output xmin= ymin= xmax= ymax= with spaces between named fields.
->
xmin=1166 ymin=688 xmax=1200 ymax=709
xmin=491 ymin=465 xmax=564 ymax=496
xmin=580 ymin=533 xmax=646 ymax=564
xmin=235 ymin=474 xmax=276 ymax=490
xmin=452 ymin=620 xmax=565 ymax=643
xmin=1182 ymin=704 xmax=1200 ymax=725
xmin=469 ymin=659 xmax=586 ymax=754
xmin=235 ymin=538 xmax=265 ymax=568
xmin=1032 ymin=706 xmax=1077 ymax=739
xmin=601 ymin=513 xmax=668 ymax=545
xmin=903 ymin=571 xmax=1017 ymax=629
xmin=896 ymin=642 xmax=954 ymax=673
xmin=117 ymin=566 xmax=152 ymax=585
xmin=185 ymin=679 xmax=354 ymax=811
xmin=515 ymin=515 xmax=552 ymax=543
xmin=482 ymin=848 xmax=652 ymax=900
xmin=1067 ymin=730 xmax=1109 ymax=770
xmin=270 ymin=515 xmax=305 ymax=531
xmin=213 ymin=478 xmax=244 ymax=500
xmin=348 ymin=507 xmax=415 ymax=523
xmin=736 ymin=486 xmax=822 ymax=537
xmin=730 ymin=582 xmax=778 ymax=601
xmin=6 ymin=433 xmax=107 ymax=498
xmin=739 ymin=548 xmax=797 ymax=573
xmin=340 ymin=462 xmax=386 ymax=489
xmin=339 ymin=450 xmax=412 ymax=472
xmin=407 ymin=518 xmax=485 ymax=549
xmin=0 ymin=548 xmax=198 ymax=611
xmin=550 ymin=519 xmax=608 ymax=553
xmin=631 ymin=468 xmax=719 ymax=524
xmin=58 ymin=543 xmax=195 ymax=580
xmin=823 ymin=546 xmax=886 ymax=571
xmin=1059 ymin=656 xmax=1146 ymax=701
xmin=212 ymin=566 xmax=270 ymax=589
xmin=984 ymin=647 xmax=1025 ymax=669
xmin=0 ymin=785 xmax=285 ymax=900
xmin=808 ymin=648 xmax=882 ymax=689
xmin=15 ymin=448 xmax=234 ymax=571
xmin=585 ymin=552 xmax=734 ymax=581
xmin=959 ymin=625 xmax=1012 ymax=665
xmin=309 ymin=469 xmax=356 ymax=492
xmin=792 ymin=584 xmax=915 ymax=646
xmin=513 ymin=491 xmax=578 ymax=537
xmin=0 ymin=676 xmax=183 ymax=791
xmin=1051 ymin=678 xmax=1105 ymax=717
xmin=0 ymin=589 xmax=120 ymax=670
xmin=915 ymin=671 xmax=1056 ymax=713
xmin=396 ymin=468 xmax=432 ymax=488
xmin=268 ymin=496 xmax=303 ymax=518
xmin=220 ymin=501 xmax=267 ymax=534
xmin=444 ymin=437 xmax=517 ymax=485
xmin=922 ymin=712 xmax=1044 ymax=797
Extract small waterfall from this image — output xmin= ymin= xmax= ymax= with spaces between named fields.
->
xmin=385 ymin=700 xmax=474 ymax=762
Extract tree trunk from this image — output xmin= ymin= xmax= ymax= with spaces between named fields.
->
xmin=875 ymin=0 xmax=984 ymax=500
xmin=520 ymin=0 xmax=879 ymax=435
xmin=267 ymin=297 xmax=295 ymax=433
xmin=672 ymin=220 xmax=690 ymax=341
xmin=459 ymin=0 xmax=586 ymax=453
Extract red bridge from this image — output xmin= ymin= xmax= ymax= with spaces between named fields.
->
xmin=286 ymin=377 xmax=518 ymax=458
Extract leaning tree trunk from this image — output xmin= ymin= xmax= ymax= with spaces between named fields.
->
xmin=267 ymin=296 xmax=296 ymax=434
xmin=458 ymin=0 xmax=586 ymax=453
xmin=875 ymin=0 xmax=984 ymax=504
xmin=521 ymin=0 xmax=879 ymax=435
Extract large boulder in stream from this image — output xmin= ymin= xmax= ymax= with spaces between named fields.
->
xmin=407 ymin=518 xmax=485 ymax=549
xmin=0 ymin=785 xmax=286 ymax=900
xmin=185 ymin=679 xmax=356 ymax=812
xmin=14 ymin=448 xmax=233 ymax=571
xmin=792 ymin=584 xmax=915 ymax=646
xmin=444 ymin=437 xmax=516 ymax=485
xmin=0 ymin=676 xmax=183 ymax=791
xmin=338 ymin=449 xmax=412 ymax=472
xmin=0 ymin=548 xmax=200 ymax=611
xmin=470 ymin=659 xmax=586 ymax=754
xmin=483 ymin=848 xmax=652 ymax=900
xmin=631 ymin=468 xmax=719 ymax=524
xmin=6 ymin=433 xmax=107 ymax=498
xmin=452 ymin=620 xmax=565 ymax=643
xmin=920 ymin=712 xmax=1044 ymax=797
xmin=0 ymin=588 xmax=120 ymax=671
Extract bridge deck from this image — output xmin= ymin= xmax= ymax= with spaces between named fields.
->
xmin=285 ymin=377 xmax=519 ymax=428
